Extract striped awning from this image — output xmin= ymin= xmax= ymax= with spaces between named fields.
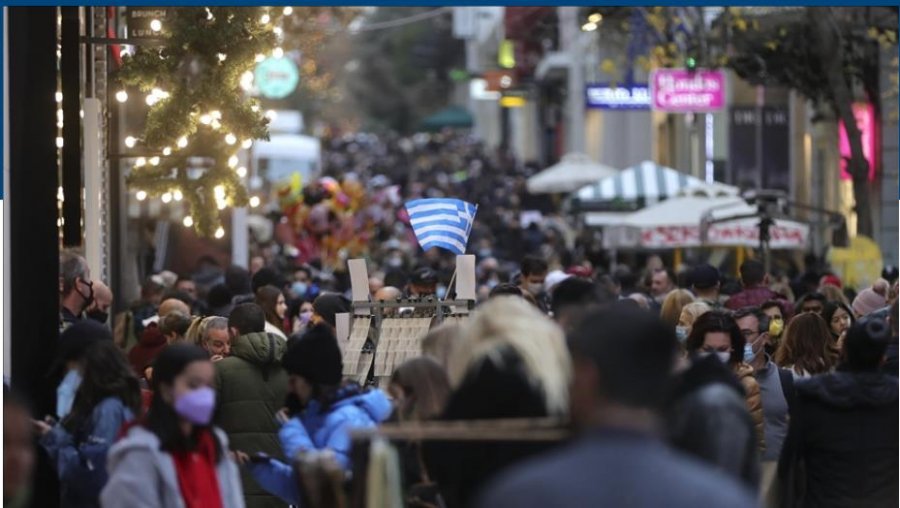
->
xmin=574 ymin=160 xmax=705 ymax=203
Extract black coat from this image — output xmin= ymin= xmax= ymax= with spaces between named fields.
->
xmin=775 ymin=370 xmax=899 ymax=508
xmin=665 ymin=355 xmax=760 ymax=490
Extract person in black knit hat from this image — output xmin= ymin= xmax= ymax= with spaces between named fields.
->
xmin=242 ymin=324 xmax=392 ymax=505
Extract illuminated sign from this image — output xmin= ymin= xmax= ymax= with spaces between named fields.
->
xmin=838 ymin=103 xmax=878 ymax=182
xmin=585 ymin=84 xmax=650 ymax=110
xmin=651 ymin=69 xmax=725 ymax=113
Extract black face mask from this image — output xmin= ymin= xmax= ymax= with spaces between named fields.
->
xmin=74 ymin=278 xmax=95 ymax=313
xmin=86 ymin=309 xmax=109 ymax=324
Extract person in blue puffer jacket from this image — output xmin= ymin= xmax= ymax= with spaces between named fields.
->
xmin=239 ymin=324 xmax=392 ymax=505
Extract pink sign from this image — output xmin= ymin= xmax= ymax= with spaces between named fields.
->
xmin=838 ymin=103 xmax=877 ymax=182
xmin=651 ymin=69 xmax=725 ymax=112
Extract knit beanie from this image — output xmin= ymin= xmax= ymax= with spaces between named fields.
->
xmin=853 ymin=287 xmax=887 ymax=317
xmin=312 ymin=293 xmax=351 ymax=328
xmin=282 ymin=324 xmax=343 ymax=385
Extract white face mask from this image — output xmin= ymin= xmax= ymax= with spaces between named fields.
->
xmin=700 ymin=351 xmax=732 ymax=364
xmin=675 ymin=326 xmax=689 ymax=343
xmin=526 ymin=283 xmax=543 ymax=295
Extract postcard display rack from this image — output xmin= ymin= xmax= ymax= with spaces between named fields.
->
xmin=337 ymin=256 xmax=477 ymax=388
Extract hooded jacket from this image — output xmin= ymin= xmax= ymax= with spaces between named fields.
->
xmin=775 ymin=370 xmax=898 ymax=508
xmin=100 ymin=425 xmax=245 ymax=508
xmin=214 ymin=332 xmax=288 ymax=508
xmin=247 ymin=386 xmax=392 ymax=505
xmin=128 ymin=323 xmax=167 ymax=377
xmin=667 ymin=355 xmax=761 ymax=490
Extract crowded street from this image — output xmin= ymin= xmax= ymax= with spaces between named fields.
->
xmin=3 ymin=5 xmax=899 ymax=508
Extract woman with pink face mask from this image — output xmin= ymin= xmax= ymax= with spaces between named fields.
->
xmin=101 ymin=345 xmax=244 ymax=508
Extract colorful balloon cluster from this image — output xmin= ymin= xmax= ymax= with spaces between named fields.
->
xmin=276 ymin=175 xmax=374 ymax=270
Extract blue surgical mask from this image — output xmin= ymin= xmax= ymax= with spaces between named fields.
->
xmin=675 ymin=326 xmax=689 ymax=343
xmin=743 ymin=343 xmax=756 ymax=364
xmin=56 ymin=369 xmax=82 ymax=418
xmin=291 ymin=282 xmax=308 ymax=298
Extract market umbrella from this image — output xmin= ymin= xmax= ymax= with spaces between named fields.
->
xmin=526 ymin=153 xmax=618 ymax=194
xmin=420 ymin=105 xmax=474 ymax=131
xmin=607 ymin=184 xmax=809 ymax=249
xmin=574 ymin=160 xmax=706 ymax=204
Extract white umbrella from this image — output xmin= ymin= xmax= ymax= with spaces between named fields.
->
xmin=609 ymin=184 xmax=809 ymax=249
xmin=526 ymin=153 xmax=618 ymax=194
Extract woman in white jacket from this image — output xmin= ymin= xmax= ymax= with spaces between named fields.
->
xmin=101 ymin=345 xmax=245 ymax=508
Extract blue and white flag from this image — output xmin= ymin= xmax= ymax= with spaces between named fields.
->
xmin=404 ymin=198 xmax=478 ymax=255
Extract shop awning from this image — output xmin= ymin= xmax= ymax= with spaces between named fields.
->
xmin=420 ymin=105 xmax=474 ymax=131
xmin=527 ymin=152 xmax=618 ymax=194
xmin=574 ymin=160 xmax=705 ymax=203
xmin=604 ymin=184 xmax=810 ymax=249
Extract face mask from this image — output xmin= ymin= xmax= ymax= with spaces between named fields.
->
xmin=387 ymin=257 xmax=403 ymax=268
xmin=769 ymin=318 xmax=784 ymax=338
xmin=291 ymin=282 xmax=308 ymax=298
xmin=526 ymin=283 xmax=543 ymax=295
xmin=675 ymin=326 xmax=689 ymax=343
xmin=486 ymin=278 xmax=499 ymax=290
xmin=743 ymin=343 xmax=756 ymax=364
xmin=174 ymin=387 xmax=216 ymax=425
xmin=300 ymin=311 xmax=313 ymax=325
xmin=56 ymin=369 xmax=82 ymax=418
xmin=87 ymin=309 xmax=109 ymax=324
xmin=699 ymin=351 xmax=732 ymax=364
xmin=75 ymin=278 xmax=95 ymax=312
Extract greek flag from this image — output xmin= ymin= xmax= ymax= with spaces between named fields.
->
xmin=405 ymin=198 xmax=478 ymax=255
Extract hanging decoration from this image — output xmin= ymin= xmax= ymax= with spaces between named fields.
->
xmin=118 ymin=7 xmax=278 ymax=237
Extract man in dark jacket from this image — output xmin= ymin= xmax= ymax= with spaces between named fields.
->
xmin=215 ymin=303 xmax=288 ymax=508
xmin=726 ymin=260 xmax=794 ymax=316
xmin=775 ymin=317 xmax=899 ymax=508
xmin=477 ymin=308 xmax=757 ymax=508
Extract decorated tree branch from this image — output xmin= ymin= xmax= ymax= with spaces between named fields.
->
xmin=119 ymin=6 xmax=278 ymax=237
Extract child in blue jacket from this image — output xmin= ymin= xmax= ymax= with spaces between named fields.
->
xmin=243 ymin=324 xmax=392 ymax=505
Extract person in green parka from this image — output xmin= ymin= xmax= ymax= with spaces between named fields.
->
xmin=214 ymin=303 xmax=289 ymax=508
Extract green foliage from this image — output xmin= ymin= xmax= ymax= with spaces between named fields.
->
xmin=119 ymin=7 xmax=275 ymax=237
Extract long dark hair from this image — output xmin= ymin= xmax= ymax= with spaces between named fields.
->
xmin=144 ymin=344 xmax=222 ymax=461
xmin=256 ymin=285 xmax=286 ymax=333
xmin=775 ymin=313 xmax=838 ymax=375
xmin=822 ymin=301 xmax=855 ymax=339
xmin=685 ymin=310 xmax=744 ymax=366
xmin=63 ymin=341 xmax=141 ymax=434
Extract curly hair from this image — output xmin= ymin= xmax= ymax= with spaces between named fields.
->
xmin=685 ymin=309 xmax=743 ymax=365
xmin=774 ymin=313 xmax=838 ymax=375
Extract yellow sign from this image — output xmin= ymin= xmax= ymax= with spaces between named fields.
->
xmin=498 ymin=40 xmax=516 ymax=69
xmin=500 ymin=95 xmax=526 ymax=108
xmin=827 ymin=235 xmax=883 ymax=290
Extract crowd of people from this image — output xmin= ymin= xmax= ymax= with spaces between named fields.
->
xmin=3 ymin=239 xmax=897 ymax=508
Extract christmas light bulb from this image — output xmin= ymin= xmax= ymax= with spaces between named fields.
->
xmin=255 ymin=54 xmax=265 ymax=63
xmin=214 ymin=185 xmax=226 ymax=198
xmin=206 ymin=8 xmax=214 ymax=21
xmin=115 ymin=90 xmax=128 ymax=103
xmin=55 ymin=91 xmax=63 ymax=102
xmin=228 ymin=155 xmax=239 ymax=168
xmin=177 ymin=137 xmax=188 ymax=148
xmin=215 ymin=227 xmax=225 ymax=239
xmin=265 ymin=110 xmax=278 ymax=121
xmin=225 ymin=133 xmax=237 ymax=145
xmin=199 ymin=114 xmax=212 ymax=125
xmin=124 ymin=136 xmax=137 ymax=148
xmin=162 ymin=147 xmax=172 ymax=156
xmin=150 ymin=156 xmax=160 ymax=166
xmin=274 ymin=27 xmax=283 ymax=36
xmin=56 ymin=137 xmax=64 ymax=148
xmin=217 ymin=53 xmax=227 ymax=62
xmin=283 ymin=6 xmax=293 ymax=15
xmin=136 ymin=190 xmax=147 ymax=201
xmin=146 ymin=95 xmax=159 ymax=106
xmin=173 ymin=189 xmax=183 ymax=201
xmin=251 ymin=104 xmax=260 ymax=113
xmin=150 ymin=19 xmax=162 ymax=32
xmin=242 ymin=139 xmax=253 ymax=149
xmin=217 ymin=200 xmax=227 ymax=210
xmin=250 ymin=196 xmax=261 ymax=208
xmin=183 ymin=216 xmax=194 ymax=227
xmin=211 ymin=110 xmax=222 ymax=120
xmin=273 ymin=47 xmax=284 ymax=59
xmin=260 ymin=14 xmax=271 ymax=24
xmin=161 ymin=192 xmax=172 ymax=203
xmin=236 ymin=166 xmax=247 ymax=178
xmin=135 ymin=157 xmax=147 ymax=167
xmin=210 ymin=119 xmax=222 ymax=130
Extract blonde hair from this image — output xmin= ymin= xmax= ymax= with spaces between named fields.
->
xmin=449 ymin=296 xmax=571 ymax=416
xmin=660 ymin=289 xmax=695 ymax=328
xmin=421 ymin=321 xmax=461 ymax=372
xmin=679 ymin=301 xmax=712 ymax=329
